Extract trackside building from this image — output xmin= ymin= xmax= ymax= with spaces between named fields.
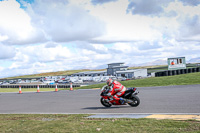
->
xmin=71 ymin=63 xmax=148 ymax=79
xmin=116 ymin=69 xmax=147 ymax=79
xmin=107 ymin=62 xmax=128 ymax=76
xmin=71 ymin=71 xmax=107 ymax=77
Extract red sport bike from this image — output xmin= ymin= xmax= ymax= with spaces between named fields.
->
xmin=100 ymin=85 xmax=140 ymax=107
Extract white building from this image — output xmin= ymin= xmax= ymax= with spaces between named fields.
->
xmin=107 ymin=62 xmax=128 ymax=76
xmin=72 ymin=71 xmax=107 ymax=77
xmin=71 ymin=63 xmax=148 ymax=79
xmin=116 ymin=69 xmax=147 ymax=79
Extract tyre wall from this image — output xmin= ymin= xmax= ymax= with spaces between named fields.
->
xmin=155 ymin=67 xmax=200 ymax=77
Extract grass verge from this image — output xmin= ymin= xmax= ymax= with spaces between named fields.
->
xmin=0 ymin=114 xmax=200 ymax=133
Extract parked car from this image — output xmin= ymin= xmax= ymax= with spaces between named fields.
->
xmin=10 ymin=81 xmax=17 ymax=84
xmin=2 ymin=82 xmax=10 ymax=85
xmin=72 ymin=80 xmax=83 ymax=84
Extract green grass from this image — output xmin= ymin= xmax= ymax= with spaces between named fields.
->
xmin=77 ymin=72 xmax=200 ymax=89
xmin=0 ymin=114 xmax=199 ymax=133
xmin=122 ymin=72 xmax=200 ymax=87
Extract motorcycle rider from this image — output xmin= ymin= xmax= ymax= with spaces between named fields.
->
xmin=105 ymin=78 xmax=127 ymax=104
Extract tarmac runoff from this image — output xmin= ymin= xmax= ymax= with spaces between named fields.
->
xmin=88 ymin=114 xmax=200 ymax=121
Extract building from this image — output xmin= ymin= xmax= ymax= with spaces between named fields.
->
xmin=168 ymin=57 xmax=186 ymax=70
xmin=72 ymin=71 xmax=107 ymax=77
xmin=116 ymin=69 xmax=147 ymax=79
xmin=71 ymin=62 xmax=148 ymax=79
xmin=107 ymin=63 xmax=128 ymax=76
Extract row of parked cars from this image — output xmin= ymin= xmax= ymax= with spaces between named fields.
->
xmin=0 ymin=76 xmax=131 ymax=85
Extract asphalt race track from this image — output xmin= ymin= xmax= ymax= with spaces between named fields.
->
xmin=0 ymin=84 xmax=200 ymax=114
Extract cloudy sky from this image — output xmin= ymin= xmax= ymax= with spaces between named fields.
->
xmin=0 ymin=0 xmax=200 ymax=78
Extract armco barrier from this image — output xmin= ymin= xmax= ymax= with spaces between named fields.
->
xmin=155 ymin=67 xmax=200 ymax=77
xmin=0 ymin=84 xmax=80 ymax=88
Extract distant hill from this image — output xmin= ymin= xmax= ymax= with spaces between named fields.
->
xmin=188 ymin=57 xmax=200 ymax=63
xmin=129 ymin=59 xmax=167 ymax=67
xmin=138 ymin=59 xmax=167 ymax=66
xmin=2 ymin=57 xmax=200 ymax=80
xmin=130 ymin=57 xmax=200 ymax=67
xmin=1 ymin=69 xmax=106 ymax=80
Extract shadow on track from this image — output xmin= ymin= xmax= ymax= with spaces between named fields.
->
xmin=82 ymin=106 xmax=131 ymax=110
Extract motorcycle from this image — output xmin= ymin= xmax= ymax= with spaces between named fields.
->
xmin=100 ymin=85 xmax=140 ymax=107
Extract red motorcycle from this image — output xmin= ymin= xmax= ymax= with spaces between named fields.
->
xmin=100 ymin=85 xmax=140 ymax=107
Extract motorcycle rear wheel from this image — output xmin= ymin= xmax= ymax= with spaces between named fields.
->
xmin=128 ymin=95 xmax=140 ymax=107
xmin=100 ymin=97 xmax=112 ymax=107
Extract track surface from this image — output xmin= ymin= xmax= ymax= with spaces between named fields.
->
xmin=0 ymin=84 xmax=200 ymax=114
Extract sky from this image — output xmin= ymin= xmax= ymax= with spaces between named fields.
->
xmin=0 ymin=0 xmax=200 ymax=78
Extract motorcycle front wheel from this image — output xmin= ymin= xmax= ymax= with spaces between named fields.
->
xmin=100 ymin=97 xmax=112 ymax=107
xmin=128 ymin=95 xmax=140 ymax=107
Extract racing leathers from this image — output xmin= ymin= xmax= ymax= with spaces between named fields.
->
xmin=107 ymin=80 xmax=127 ymax=102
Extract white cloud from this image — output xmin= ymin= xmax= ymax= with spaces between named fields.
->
xmin=26 ymin=0 xmax=105 ymax=42
xmin=0 ymin=66 xmax=4 ymax=71
xmin=0 ymin=0 xmax=45 ymax=45
xmin=127 ymin=0 xmax=174 ymax=16
xmin=92 ymin=44 xmax=108 ymax=52
xmin=81 ymin=0 xmax=163 ymax=43
xmin=0 ymin=35 xmax=8 ymax=41
xmin=0 ymin=43 xmax=16 ymax=59
xmin=0 ymin=0 xmax=200 ymax=78
xmin=0 ymin=43 xmax=75 ymax=77
xmin=13 ymin=43 xmax=73 ymax=64
xmin=179 ymin=0 xmax=200 ymax=6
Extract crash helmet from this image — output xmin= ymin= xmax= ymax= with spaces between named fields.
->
xmin=106 ymin=78 xmax=113 ymax=86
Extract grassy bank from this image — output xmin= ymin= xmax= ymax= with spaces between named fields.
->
xmin=121 ymin=72 xmax=200 ymax=87
xmin=0 ymin=114 xmax=200 ymax=133
xmin=77 ymin=72 xmax=200 ymax=89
